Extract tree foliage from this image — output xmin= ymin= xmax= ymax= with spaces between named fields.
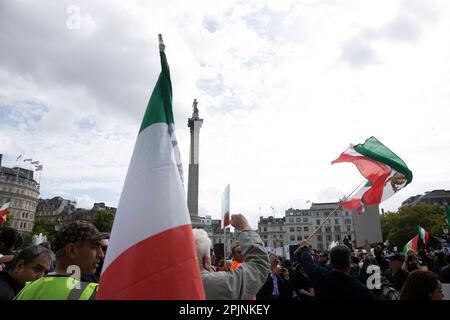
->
xmin=92 ymin=211 xmax=115 ymax=233
xmin=380 ymin=203 xmax=446 ymax=250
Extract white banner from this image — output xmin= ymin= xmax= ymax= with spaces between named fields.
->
xmin=221 ymin=184 xmax=230 ymax=229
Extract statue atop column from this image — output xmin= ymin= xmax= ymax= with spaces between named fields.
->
xmin=192 ymin=99 xmax=199 ymax=119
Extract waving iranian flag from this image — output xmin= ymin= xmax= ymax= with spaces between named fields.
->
xmin=0 ymin=199 xmax=10 ymax=224
xmin=403 ymin=234 xmax=420 ymax=255
xmin=332 ymin=136 xmax=412 ymax=213
xmin=418 ymin=226 xmax=429 ymax=246
xmin=97 ymin=35 xmax=205 ymax=300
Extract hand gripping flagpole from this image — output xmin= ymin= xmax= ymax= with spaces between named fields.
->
xmin=294 ymin=179 xmax=366 ymax=255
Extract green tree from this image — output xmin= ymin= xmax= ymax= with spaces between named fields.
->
xmin=381 ymin=203 xmax=445 ymax=250
xmin=92 ymin=211 xmax=115 ymax=233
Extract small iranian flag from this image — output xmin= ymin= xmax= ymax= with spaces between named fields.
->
xmin=97 ymin=35 xmax=205 ymax=300
xmin=417 ymin=226 xmax=429 ymax=246
xmin=0 ymin=199 xmax=11 ymax=224
xmin=403 ymin=234 xmax=420 ymax=255
xmin=332 ymin=136 xmax=412 ymax=213
xmin=221 ymin=184 xmax=230 ymax=229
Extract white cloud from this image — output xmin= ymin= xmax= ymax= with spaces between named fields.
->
xmin=1 ymin=0 xmax=449 ymax=228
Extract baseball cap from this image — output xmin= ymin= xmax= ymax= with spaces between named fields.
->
xmin=54 ymin=220 xmax=109 ymax=251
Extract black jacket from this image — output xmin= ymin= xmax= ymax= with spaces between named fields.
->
xmin=296 ymin=247 xmax=374 ymax=300
xmin=439 ymin=265 xmax=450 ymax=284
xmin=0 ymin=271 xmax=20 ymax=300
xmin=256 ymin=273 xmax=291 ymax=300
xmin=384 ymin=268 xmax=409 ymax=292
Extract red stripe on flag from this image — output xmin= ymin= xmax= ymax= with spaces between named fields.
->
xmin=411 ymin=234 xmax=420 ymax=252
xmin=332 ymin=153 xmax=391 ymax=206
xmin=223 ymin=212 xmax=230 ymax=228
xmin=340 ymin=199 xmax=363 ymax=214
xmin=97 ymin=224 xmax=205 ymax=300
xmin=0 ymin=209 xmax=8 ymax=223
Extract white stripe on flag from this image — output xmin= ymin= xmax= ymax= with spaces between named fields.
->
xmin=102 ymin=123 xmax=191 ymax=274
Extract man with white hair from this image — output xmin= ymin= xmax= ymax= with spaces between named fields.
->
xmin=193 ymin=213 xmax=270 ymax=299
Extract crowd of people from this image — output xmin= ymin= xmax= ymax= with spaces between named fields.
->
xmin=0 ymin=221 xmax=108 ymax=300
xmin=193 ymin=214 xmax=449 ymax=301
xmin=0 ymin=214 xmax=449 ymax=300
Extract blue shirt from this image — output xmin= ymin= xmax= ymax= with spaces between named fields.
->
xmin=270 ymin=274 xmax=280 ymax=296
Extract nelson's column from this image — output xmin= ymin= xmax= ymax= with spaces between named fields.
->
xmin=187 ymin=99 xmax=203 ymax=228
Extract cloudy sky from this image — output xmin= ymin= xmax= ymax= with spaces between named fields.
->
xmin=1 ymin=0 xmax=449 ymax=228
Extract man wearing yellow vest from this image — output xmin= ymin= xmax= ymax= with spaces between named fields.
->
xmin=15 ymin=220 xmax=108 ymax=300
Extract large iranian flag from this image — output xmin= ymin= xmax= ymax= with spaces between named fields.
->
xmin=97 ymin=36 xmax=205 ymax=300
xmin=403 ymin=234 xmax=420 ymax=255
xmin=332 ymin=136 xmax=412 ymax=213
xmin=0 ymin=199 xmax=10 ymax=224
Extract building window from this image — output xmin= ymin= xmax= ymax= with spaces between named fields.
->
xmin=345 ymin=211 xmax=350 ymax=216
xmin=325 ymin=227 xmax=331 ymax=233
xmin=297 ymin=227 xmax=301 ymax=231
xmin=297 ymin=235 xmax=302 ymax=241
xmin=317 ymin=235 xmax=322 ymax=241
xmin=326 ymin=235 xmax=332 ymax=241
xmin=296 ymin=218 xmax=301 ymax=222
xmin=290 ymin=236 xmax=295 ymax=241
xmin=290 ymin=227 xmax=295 ymax=232
xmin=334 ymin=219 xmax=339 ymax=224
xmin=334 ymin=226 xmax=341 ymax=233
xmin=264 ymin=227 xmax=267 ymax=232
xmin=304 ymin=226 xmax=309 ymax=232
xmin=344 ymin=219 xmax=351 ymax=225
xmin=279 ymin=226 xmax=283 ymax=231
xmin=316 ymin=219 xmax=320 ymax=225
xmin=263 ymin=235 xmax=267 ymax=239
xmin=303 ymin=217 xmax=308 ymax=223
xmin=335 ymin=234 xmax=341 ymax=241
xmin=289 ymin=218 xmax=294 ymax=223
xmin=346 ymin=225 xmax=351 ymax=232
xmin=273 ymin=235 xmax=276 ymax=238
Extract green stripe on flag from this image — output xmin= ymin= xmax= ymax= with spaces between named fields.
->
xmin=353 ymin=136 xmax=413 ymax=184
xmin=445 ymin=205 xmax=450 ymax=226
xmin=139 ymin=50 xmax=174 ymax=134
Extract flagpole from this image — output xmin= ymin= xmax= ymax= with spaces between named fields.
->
xmin=294 ymin=179 xmax=366 ymax=255
xmin=26 ymin=159 xmax=32 ymax=181
xmin=39 ymin=168 xmax=43 ymax=187
xmin=15 ymin=156 xmax=20 ymax=181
